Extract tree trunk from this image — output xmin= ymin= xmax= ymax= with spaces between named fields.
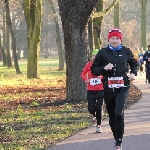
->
xmin=2 ymin=7 xmax=7 ymax=65
xmin=49 ymin=0 xmax=64 ymax=71
xmin=88 ymin=17 xmax=94 ymax=60
xmin=23 ymin=0 xmax=43 ymax=78
xmin=66 ymin=29 xmax=87 ymax=101
xmin=0 ymin=34 xmax=5 ymax=61
xmin=92 ymin=0 xmax=119 ymax=49
xmin=93 ymin=0 xmax=104 ymax=49
xmin=5 ymin=0 xmax=21 ymax=74
xmin=139 ymin=0 xmax=147 ymax=51
xmin=58 ymin=0 xmax=98 ymax=101
xmin=4 ymin=2 xmax=12 ymax=68
xmin=114 ymin=1 xmax=119 ymax=28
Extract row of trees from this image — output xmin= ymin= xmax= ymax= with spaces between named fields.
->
xmin=58 ymin=0 xmax=148 ymax=101
xmin=0 ymin=0 xmax=65 ymax=75
xmin=0 ymin=0 xmax=149 ymax=101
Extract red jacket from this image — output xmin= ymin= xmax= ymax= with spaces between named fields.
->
xmin=81 ymin=61 xmax=104 ymax=91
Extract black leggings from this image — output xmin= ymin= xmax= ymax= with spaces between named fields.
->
xmin=146 ymin=65 xmax=150 ymax=83
xmin=104 ymin=89 xmax=128 ymax=146
xmin=87 ymin=90 xmax=104 ymax=126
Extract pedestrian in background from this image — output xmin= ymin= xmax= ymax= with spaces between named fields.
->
xmin=133 ymin=48 xmax=140 ymax=71
xmin=91 ymin=28 xmax=137 ymax=150
xmin=143 ymin=45 xmax=150 ymax=84
xmin=138 ymin=47 xmax=144 ymax=75
xmin=81 ymin=49 xmax=104 ymax=133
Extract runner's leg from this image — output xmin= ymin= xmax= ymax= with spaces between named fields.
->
xmin=104 ymin=91 xmax=116 ymax=139
xmin=115 ymin=89 xmax=128 ymax=146
xmin=96 ymin=91 xmax=104 ymax=126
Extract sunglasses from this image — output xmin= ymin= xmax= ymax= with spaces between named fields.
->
xmin=109 ymin=29 xmax=122 ymax=33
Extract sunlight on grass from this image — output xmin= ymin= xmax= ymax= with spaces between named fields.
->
xmin=0 ymin=58 xmax=66 ymax=83
xmin=0 ymin=102 xmax=91 ymax=150
xmin=0 ymin=59 xmax=93 ymax=150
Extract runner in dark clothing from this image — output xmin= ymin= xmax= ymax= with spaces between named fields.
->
xmin=143 ymin=45 xmax=150 ymax=84
xmin=91 ymin=28 xmax=138 ymax=150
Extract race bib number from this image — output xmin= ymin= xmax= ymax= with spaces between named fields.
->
xmin=108 ymin=77 xmax=124 ymax=88
xmin=90 ymin=78 xmax=101 ymax=86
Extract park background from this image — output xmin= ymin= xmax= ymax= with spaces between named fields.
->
xmin=0 ymin=0 xmax=148 ymax=149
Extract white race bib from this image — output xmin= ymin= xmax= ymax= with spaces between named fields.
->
xmin=90 ymin=78 xmax=101 ymax=86
xmin=108 ymin=77 xmax=124 ymax=88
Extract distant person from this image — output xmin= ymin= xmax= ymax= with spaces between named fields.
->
xmin=133 ymin=48 xmax=140 ymax=71
xmin=138 ymin=48 xmax=144 ymax=75
xmin=127 ymin=47 xmax=132 ymax=73
xmin=133 ymin=48 xmax=139 ymax=60
xmin=81 ymin=49 xmax=104 ymax=133
xmin=91 ymin=28 xmax=137 ymax=150
xmin=143 ymin=45 xmax=150 ymax=84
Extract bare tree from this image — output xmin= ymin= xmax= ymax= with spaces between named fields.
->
xmin=139 ymin=0 xmax=147 ymax=50
xmin=2 ymin=6 xmax=7 ymax=65
xmin=114 ymin=1 xmax=119 ymax=28
xmin=48 ymin=0 xmax=65 ymax=71
xmin=4 ymin=0 xmax=21 ymax=74
xmin=23 ymin=0 xmax=43 ymax=78
xmin=92 ymin=0 xmax=119 ymax=49
xmin=4 ymin=3 xmax=12 ymax=68
xmin=58 ymin=0 xmax=98 ymax=101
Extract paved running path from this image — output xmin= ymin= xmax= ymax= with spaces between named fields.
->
xmin=47 ymin=73 xmax=150 ymax=150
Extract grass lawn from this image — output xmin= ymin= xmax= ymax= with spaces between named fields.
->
xmin=0 ymin=58 xmax=93 ymax=150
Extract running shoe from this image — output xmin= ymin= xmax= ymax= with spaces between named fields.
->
xmin=114 ymin=145 xmax=122 ymax=150
xmin=96 ymin=126 xmax=102 ymax=133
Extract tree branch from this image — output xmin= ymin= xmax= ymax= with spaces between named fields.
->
xmin=92 ymin=0 xmax=119 ymax=18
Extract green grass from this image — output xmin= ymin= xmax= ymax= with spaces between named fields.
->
xmin=0 ymin=58 xmax=93 ymax=150
xmin=0 ymin=58 xmax=66 ymax=86
xmin=0 ymin=103 xmax=91 ymax=150
xmin=0 ymin=58 xmax=64 ymax=79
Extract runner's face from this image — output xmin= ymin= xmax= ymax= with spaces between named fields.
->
xmin=91 ymin=55 xmax=96 ymax=60
xmin=109 ymin=36 xmax=121 ymax=48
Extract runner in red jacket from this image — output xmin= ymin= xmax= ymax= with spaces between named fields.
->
xmin=81 ymin=49 xmax=104 ymax=133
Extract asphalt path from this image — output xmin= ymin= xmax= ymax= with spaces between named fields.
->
xmin=47 ymin=73 xmax=150 ymax=150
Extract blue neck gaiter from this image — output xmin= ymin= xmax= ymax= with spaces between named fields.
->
xmin=109 ymin=44 xmax=122 ymax=52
